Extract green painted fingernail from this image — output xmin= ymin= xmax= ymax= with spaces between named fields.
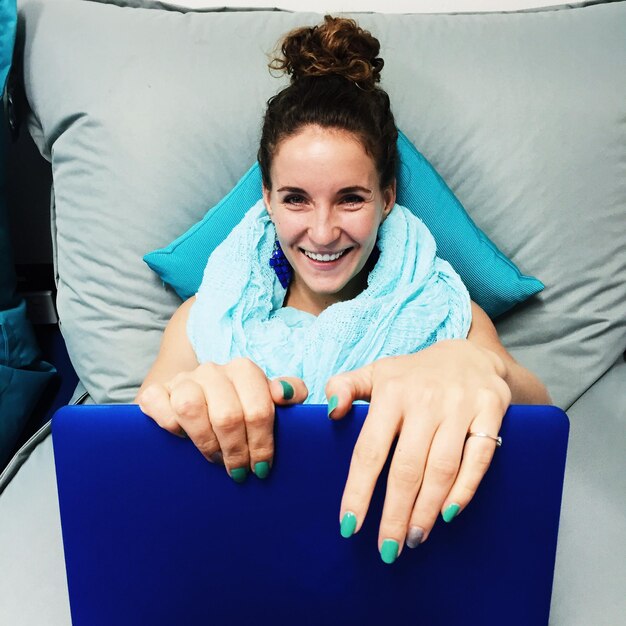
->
xmin=230 ymin=467 xmax=248 ymax=483
xmin=443 ymin=503 xmax=461 ymax=522
xmin=381 ymin=539 xmax=399 ymax=564
xmin=340 ymin=512 xmax=357 ymax=538
xmin=279 ymin=380 xmax=294 ymax=400
xmin=327 ymin=394 xmax=339 ymax=418
xmin=254 ymin=461 xmax=270 ymax=479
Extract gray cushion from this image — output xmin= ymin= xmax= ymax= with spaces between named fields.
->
xmin=551 ymin=355 xmax=626 ymax=625
xmin=19 ymin=0 xmax=626 ymax=407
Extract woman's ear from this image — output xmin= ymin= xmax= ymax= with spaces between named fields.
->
xmin=262 ymin=185 xmax=273 ymax=218
xmin=382 ymin=179 xmax=397 ymax=218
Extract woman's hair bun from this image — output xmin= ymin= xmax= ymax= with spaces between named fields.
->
xmin=270 ymin=15 xmax=384 ymax=89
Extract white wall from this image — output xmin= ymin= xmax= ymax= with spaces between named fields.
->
xmin=174 ymin=1 xmax=569 ymax=12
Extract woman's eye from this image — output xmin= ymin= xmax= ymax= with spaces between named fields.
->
xmin=283 ymin=194 xmax=307 ymax=206
xmin=341 ymin=195 xmax=365 ymax=207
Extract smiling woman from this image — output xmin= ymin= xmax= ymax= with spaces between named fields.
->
xmin=137 ymin=14 xmax=549 ymax=565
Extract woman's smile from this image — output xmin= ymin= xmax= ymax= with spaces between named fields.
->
xmin=301 ymin=246 xmax=353 ymax=265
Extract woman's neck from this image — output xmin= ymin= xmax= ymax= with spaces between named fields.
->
xmin=284 ymin=287 xmax=335 ymax=316
xmin=284 ymin=254 xmax=376 ymax=316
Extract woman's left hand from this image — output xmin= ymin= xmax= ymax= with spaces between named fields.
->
xmin=325 ymin=338 xmax=512 ymax=563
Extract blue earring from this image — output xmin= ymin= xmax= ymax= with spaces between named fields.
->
xmin=269 ymin=239 xmax=292 ymax=289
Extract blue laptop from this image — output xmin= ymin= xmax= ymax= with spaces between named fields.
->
xmin=52 ymin=404 xmax=569 ymax=626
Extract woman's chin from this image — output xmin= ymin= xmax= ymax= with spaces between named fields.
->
xmin=295 ymin=271 xmax=366 ymax=304
xmin=288 ymin=248 xmax=370 ymax=303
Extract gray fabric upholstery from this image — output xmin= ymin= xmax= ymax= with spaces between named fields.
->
xmin=551 ymin=356 xmax=626 ymax=625
xmin=17 ymin=0 xmax=626 ymax=408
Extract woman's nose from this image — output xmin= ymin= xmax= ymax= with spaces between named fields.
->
xmin=308 ymin=207 xmax=340 ymax=245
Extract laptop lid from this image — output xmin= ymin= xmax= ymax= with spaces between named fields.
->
xmin=52 ymin=404 xmax=568 ymax=626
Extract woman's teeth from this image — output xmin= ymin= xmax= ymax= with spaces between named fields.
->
xmin=303 ymin=249 xmax=347 ymax=262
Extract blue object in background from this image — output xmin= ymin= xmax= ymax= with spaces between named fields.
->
xmin=0 ymin=0 xmax=16 ymax=96
xmin=0 ymin=0 xmax=56 ymax=467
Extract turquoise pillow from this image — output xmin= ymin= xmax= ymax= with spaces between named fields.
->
xmin=1 ymin=0 xmax=16 ymax=94
xmin=144 ymin=130 xmax=543 ymax=318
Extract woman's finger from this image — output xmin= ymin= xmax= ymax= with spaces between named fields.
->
xmin=337 ymin=386 xmax=400 ymax=550
xmin=196 ymin=362 xmax=250 ymax=482
xmin=439 ymin=409 xmax=503 ymax=521
xmin=226 ymin=360 xmax=281 ymax=480
xmin=407 ymin=420 xmax=467 ymax=543
xmin=324 ymin=363 xmax=374 ymax=419
xmin=137 ymin=382 xmax=186 ymax=437
xmin=168 ymin=377 xmax=221 ymax=462
xmin=375 ymin=409 xmax=436 ymax=562
xmin=268 ymin=376 xmax=309 ymax=405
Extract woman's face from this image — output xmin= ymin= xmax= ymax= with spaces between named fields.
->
xmin=263 ymin=125 xmax=396 ymax=315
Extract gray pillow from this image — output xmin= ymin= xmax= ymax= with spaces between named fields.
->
xmin=20 ymin=0 xmax=626 ymax=408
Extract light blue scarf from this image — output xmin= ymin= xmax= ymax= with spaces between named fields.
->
xmin=188 ymin=199 xmax=471 ymax=402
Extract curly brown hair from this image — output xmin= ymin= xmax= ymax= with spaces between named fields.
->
xmin=259 ymin=15 xmax=397 ymax=190
xmin=269 ymin=15 xmax=384 ymax=89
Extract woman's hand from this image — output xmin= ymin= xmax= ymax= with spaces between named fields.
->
xmin=325 ymin=339 xmax=513 ymax=563
xmin=137 ymin=358 xmax=308 ymax=482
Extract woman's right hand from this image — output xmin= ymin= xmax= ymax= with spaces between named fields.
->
xmin=137 ymin=357 xmax=308 ymax=482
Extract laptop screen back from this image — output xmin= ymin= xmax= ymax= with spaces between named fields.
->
xmin=53 ymin=404 xmax=568 ymax=626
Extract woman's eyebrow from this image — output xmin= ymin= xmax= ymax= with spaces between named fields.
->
xmin=338 ymin=186 xmax=372 ymax=194
xmin=275 ymin=185 xmax=373 ymax=194
xmin=276 ymin=186 xmax=308 ymax=193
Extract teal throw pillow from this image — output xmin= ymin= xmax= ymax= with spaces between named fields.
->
xmin=1 ymin=0 xmax=16 ymax=94
xmin=144 ymin=130 xmax=543 ymax=318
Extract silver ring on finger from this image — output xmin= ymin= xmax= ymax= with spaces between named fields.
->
xmin=466 ymin=431 xmax=503 ymax=448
